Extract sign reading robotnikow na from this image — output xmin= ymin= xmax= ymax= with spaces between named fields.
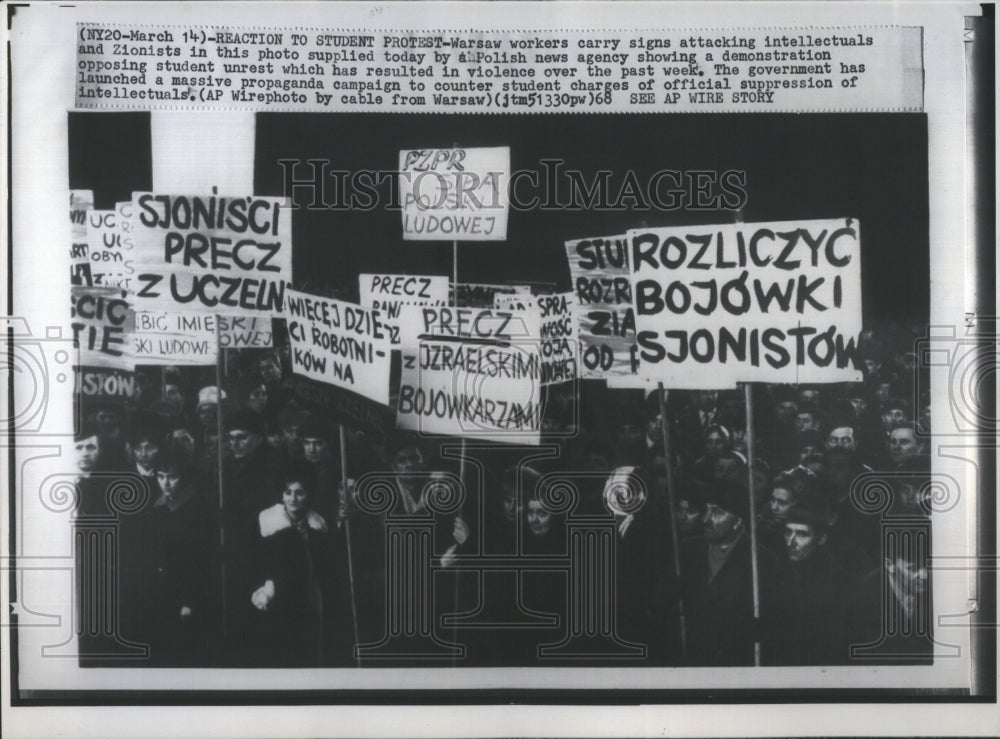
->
xmin=627 ymin=218 xmax=863 ymax=385
xmin=285 ymin=288 xmax=392 ymax=406
xmin=399 ymin=147 xmax=510 ymax=241
xmin=131 ymin=192 xmax=292 ymax=315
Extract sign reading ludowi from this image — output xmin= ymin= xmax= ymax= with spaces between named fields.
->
xmin=132 ymin=312 xmax=218 ymax=366
xmin=131 ymin=192 xmax=292 ymax=315
xmin=71 ymin=285 xmax=133 ymax=371
xmin=627 ymin=218 xmax=863 ymax=385
xmin=285 ymin=288 xmax=392 ymax=406
xmin=564 ymin=234 xmax=642 ymax=380
xmin=359 ymin=274 xmax=449 ymax=346
xmin=395 ymin=305 xmax=543 ymax=445
xmin=399 ymin=147 xmax=510 ymax=241
xmin=495 ymin=292 xmax=579 ymax=386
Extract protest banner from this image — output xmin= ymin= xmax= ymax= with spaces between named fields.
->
xmin=564 ymin=234 xmax=644 ymax=380
xmin=287 ymin=374 xmax=393 ymax=435
xmin=131 ymin=311 xmax=218 ymax=366
xmin=452 ymin=282 xmax=531 ymax=308
xmin=359 ymin=273 xmax=449 ymax=346
xmin=399 ymin=147 xmax=510 ymax=241
xmin=75 ymin=366 xmax=137 ymax=400
xmin=70 ymin=190 xmax=94 ymax=285
xmin=395 ymin=304 xmax=542 ymax=444
xmin=495 ymin=292 xmax=578 ymax=386
xmin=131 ymin=192 xmax=292 ymax=315
xmin=70 ymin=285 xmax=133 ymax=371
xmin=285 ymin=288 xmax=392 ymax=406
xmin=85 ymin=208 xmax=134 ymax=290
xmin=217 ymin=315 xmax=273 ymax=348
xmin=627 ymin=218 xmax=863 ymax=385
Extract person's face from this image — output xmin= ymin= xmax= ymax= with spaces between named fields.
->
xmin=282 ymin=481 xmax=308 ymax=520
xmin=392 ymin=446 xmax=424 ymax=477
xmin=697 ymin=390 xmax=718 ymax=410
xmin=882 ymin=406 xmax=907 ymax=431
xmin=795 ymin=412 xmax=818 ymax=434
xmin=826 ymin=427 xmax=857 ymax=453
xmin=875 ymin=382 xmax=892 ymax=403
xmin=864 ymin=358 xmax=882 ymax=377
xmin=785 ymin=522 xmax=825 ymax=562
xmin=676 ymin=499 xmax=702 ymax=533
xmin=798 ymin=388 xmax=820 ymax=406
xmin=713 ymin=456 xmax=741 ymax=484
xmin=703 ymin=503 xmax=740 ymax=542
xmin=775 ymin=400 xmax=798 ymax=422
xmin=75 ymin=435 xmax=100 ymax=472
xmin=302 ymin=436 xmax=327 ymax=464
xmin=228 ymin=429 xmax=261 ymax=460
xmin=919 ymin=404 xmax=931 ymax=432
xmin=266 ymin=430 xmax=283 ymax=449
xmin=170 ymin=428 xmax=196 ymax=454
xmin=889 ymin=428 xmax=922 ymax=464
xmin=502 ymin=484 xmax=521 ymax=523
xmin=283 ymin=424 xmax=303 ymax=456
xmin=526 ymin=500 xmax=552 ymax=537
xmin=247 ymin=385 xmax=268 ymax=414
xmin=848 ymin=396 xmax=867 ymax=417
xmin=163 ymin=384 xmax=184 ymax=412
xmin=704 ymin=431 xmax=727 ymax=456
xmin=258 ymin=358 xmax=281 ymax=384
xmin=133 ymin=439 xmax=160 ymax=468
xmin=197 ymin=403 xmax=218 ymax=429
xmin=156 ymin=469 xmax=181 ymax=497
xmin=887 ymin=556 xmax=929 ymax=596
xmin=769 ymin=488 xmax=795 ymax=520
xmin=617 ymin=423 xmax=643 ymax=449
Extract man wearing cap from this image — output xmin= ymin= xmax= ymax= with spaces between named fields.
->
xmin=760 ymin=494 xmax=850 ymax=665
xmin=680 ymin=481 xmax=768 ymax=666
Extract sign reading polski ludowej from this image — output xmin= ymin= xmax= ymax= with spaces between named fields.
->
xmin=627 ymin=218 xmax=863 ymax=384
xmin=495 ymin=292 xmax=579 ymax=386
xmin=395 ymin=306 xmax=543 ymax=444
xmin=218 ymin=315 xmax=273 ymax=348
xmin=285 ymin=288 xmax=392 ymax=406
xmin=564 ymin=234 xmax=644 ymax=380
xmin=131 ymin=312 xmax=218 ymax=366
xmin=399 ymin=147 xmax=510 ymax=241
xmin=131 ymin=193 xmax=292 ymax=315
xmin=71 ymin=285 xmax=133 ymax=371
xmin=359 ymin=273 xmax=449 ymax=345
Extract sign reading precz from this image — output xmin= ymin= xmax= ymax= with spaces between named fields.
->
xmin=399 ymin=147 xmax=510 ymax=241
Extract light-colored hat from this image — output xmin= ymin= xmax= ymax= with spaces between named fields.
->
xmin=198 ymin=386 xmax=227 ymax=407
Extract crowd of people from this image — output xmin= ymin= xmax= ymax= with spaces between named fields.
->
xmin=72 ymin=317 xmax=935 ymax=667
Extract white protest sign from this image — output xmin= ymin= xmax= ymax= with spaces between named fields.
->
xmin=70 ymin=190 xmax=94 ymax=286
xmin=132 ymin=312 xmax=218 ymax=366
xmin=495 ymin=292 xmax=579 ymax=386
xmin=218 ymin=315 xmax=273 ymax=348
xmin=564 ymin=234 xmax=644 ymax=380
xmin=131 ymin=192 xmax=292 ymax=315
xmin=452 ymin=282 xmax=531 ymax=308
xmin=285 ymin=288 xmax=392 ymax=406
xmin=628 ymin=218 xmax=863 ymax=385
xmin=86 ymin=208 xmax=134 ymax=290
xmin=71 ymin=285 xmax=133 ymax=371
xmin=359 ymin=273 xmax=449 ymax=345
xmin=400 ymin=147 xmax=509 ymax=241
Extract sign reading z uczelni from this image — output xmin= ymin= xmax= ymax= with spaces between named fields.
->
xmin=131 ymin=192 xmax=292 ymax=315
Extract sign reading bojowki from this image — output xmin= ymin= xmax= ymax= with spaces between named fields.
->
xmin=285 ymin=288 xmax=392 ymax=406
xmin=399 ymin=147 xmax=510 ymax=241
xmin=131 ymin=192 xmax=292 ymax=315
xmin=627 ymin=218 xmax=863 ymax=385
xmin=395 ymin=305 xmax=543 ymax=444
xmin=494 ymin=291 xmax=579 ymax=386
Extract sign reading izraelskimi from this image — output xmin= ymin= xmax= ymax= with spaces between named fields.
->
xmin=495 ymin=292 xmax=579 ymax=386
xmin=131 ymin=192 xmax=292 ymax=315
xmin=399 ymin=147 xmax=510 ymax=241
xmin=285 ymin=288 xmax=392 ymax=406
xmin=395 ymin=305 xmax=543 ymax=444
xmin=628 ymin=218 xmax=863 ymax=385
